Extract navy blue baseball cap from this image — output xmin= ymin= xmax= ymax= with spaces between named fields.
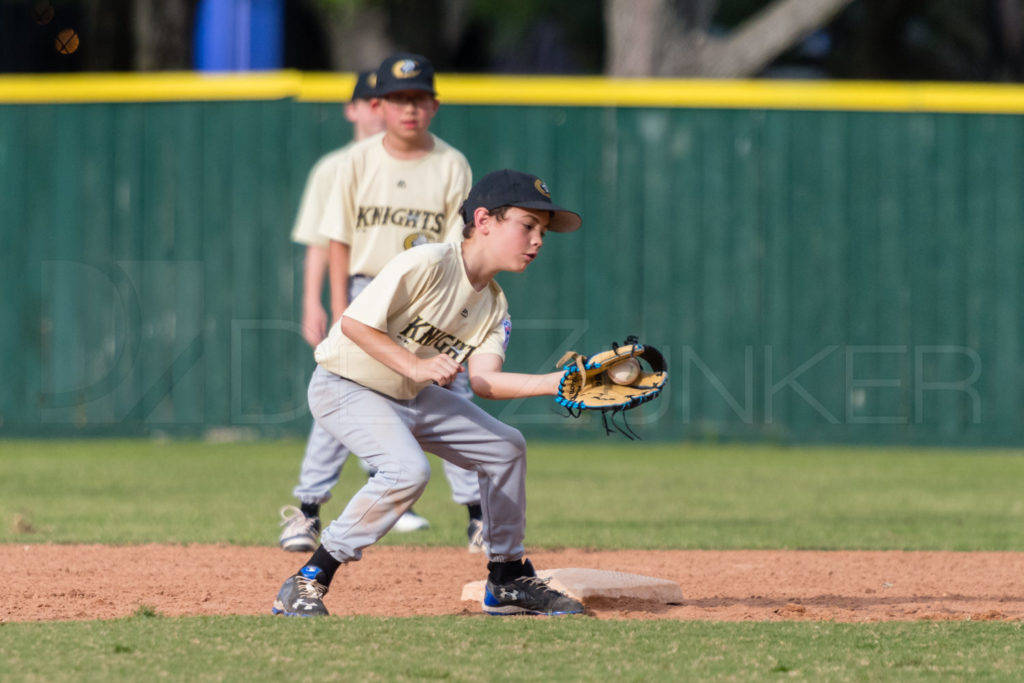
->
xmin=460 ymin=170 xmax=582 ymax=233
xmin=350 ymin=69 xmax=378 ymax=101
xmin=375 ymin=52 xmax=436 ymax=97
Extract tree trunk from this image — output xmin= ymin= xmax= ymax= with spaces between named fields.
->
xmin=440 ymin=0 xmax=471 ymax=55
xmin=605 ymin=0 xmax=855 ymax=78
xmin=316 ymin=0 xmax=471 ymax=72
xmin=697 ymin=0 xmax=855 ymax=77
xmin=133 ymin=0 xmax=193 ymax=70
xmin=989 ymin=0 xmax=1024 ymax=80
xmin=319 ymin=3 xmax=394 ymax=71
xmin=604 ymin=0 xmax=662 ymax=76
xmin=604 ymin=0 xmax=719 ymax=76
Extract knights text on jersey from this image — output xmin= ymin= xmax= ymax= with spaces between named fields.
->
xmin=316 ymin=133 xmax=472 ymax=276
xmin=314 ymin=242 xmax=509 ymax=399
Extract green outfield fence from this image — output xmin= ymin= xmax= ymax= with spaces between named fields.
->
xmin=1 ymin=73 xmax=1022 ymax=444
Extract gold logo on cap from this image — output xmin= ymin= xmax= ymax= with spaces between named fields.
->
xmin=366 ymin=73 xmax=377 ymax=88
xmin=534 ymin=178 xmax=551 ymax=198
xmin=393 ymin=59 xmax=422 ymax=79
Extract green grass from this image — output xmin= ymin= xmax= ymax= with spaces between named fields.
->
xmin=4 ymin=439 xmax=1024 ymax=681
xmin=1 ymin=616 xmax=1022 ymax=682
xmin=2 ymin=439 xmax=1024 ymax=549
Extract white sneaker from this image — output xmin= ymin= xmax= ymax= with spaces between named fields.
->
xmin=279 ymin=505 xmax=319 ymax=552
xmin=392 ymin=509 xmax=430 ymax=532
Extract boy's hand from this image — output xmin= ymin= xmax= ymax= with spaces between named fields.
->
xmin=301 ymin=301 xmax=328 ymax=347
xmin=412 ymin=355 xmax=463 ymax=386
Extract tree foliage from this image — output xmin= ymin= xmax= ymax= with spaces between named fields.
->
xmin=2 ymin=0 xmax=1024 ymax=81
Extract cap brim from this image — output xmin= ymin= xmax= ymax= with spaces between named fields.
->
xmin=511 ymin=201 xmax=582 ymax=232
xmin=375 ymin=84 xmax=436 ymax=97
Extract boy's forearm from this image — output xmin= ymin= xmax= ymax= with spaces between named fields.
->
xmin=340 ymin=316 xmax=421 ymax=378
xmin=469 ymin=371 xmax=561 ymax=400
xmin=300 ymin=245 xmax=331 ymax=347
xmin=303 ymin=245 xmax=329 ymax=305
xmin=341 ymin=316 xmax=463 ymax=386
xmin=328 ymin=240 xmax=350 ymax=323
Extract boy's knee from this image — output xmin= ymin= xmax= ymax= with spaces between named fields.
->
xmin=375 ymin=458 xmax=432 ymax=493
xmin=501 ymin=427 xmax=527 ymax=461
xmin=406 ymin=459 xmax=433 ymax=488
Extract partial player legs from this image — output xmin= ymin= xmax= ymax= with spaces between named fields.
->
xmin=442 ymin=460 xmax=486 ymax=551
xmin=410 ymin=385 xmax=527 ymax=563
xmin=308 ymin=367 xmax=433 ymax=563
xmin=292 ymin=420 xmax=350 ymax=505
xmin=318 ymin=448 xmax=432 ymax=562
xmin=441 ymin=458 xmax=481 ymax=505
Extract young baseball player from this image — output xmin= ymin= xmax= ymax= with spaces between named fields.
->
xmin=289 ymin=70 xmax=384 ymax=351
xmin=279 ymin=53 xmax=485 ymax=553
xmin=280 ymin=70 xmax=392 ymax=552
xmin=272 ymin=169 xmax=586 ymax=617
xmin=280 ymin=68 xmax=432 ymax=550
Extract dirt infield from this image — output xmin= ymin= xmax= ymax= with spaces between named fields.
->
xmin=4 ymin=545 xmax=1024 ymax=623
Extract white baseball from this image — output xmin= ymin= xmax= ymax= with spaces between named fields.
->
xmin=608 ymin=358 xmax=641 ymax=385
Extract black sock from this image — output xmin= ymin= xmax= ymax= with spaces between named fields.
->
xmin=467 ymin=503 xmax=482 ymax=521
xmin=487 ymin=558 xmax=527 ymax=584
xmin=300 ymin=502 xmax=320 ymax=519
xmin=303 ymin=545 xmax=342 ymax=587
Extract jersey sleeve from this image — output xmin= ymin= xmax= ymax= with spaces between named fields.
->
xmin=291 ymin=151 xmax=345 ymax=247
xmin=473 ymin=319 xmax=509 ymax=361
xmin=472 ymin=291 xmax=510 ymax=361
xmin=441 ymin=153 xmax=473 ymax=242
xmin=317 ymin=153 xmax=357 ymax=246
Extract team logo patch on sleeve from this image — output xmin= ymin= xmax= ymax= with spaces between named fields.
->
xmin=502 ymin=318 xmax=512 ymax=350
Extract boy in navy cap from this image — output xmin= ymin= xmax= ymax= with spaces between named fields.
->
xmin=273 ymin=169 xmax=586 ymax=617
xmin=282 ymin=52 xmax=486 ymax=553
xmin=279 ymin=70 xmax=388 ymax=554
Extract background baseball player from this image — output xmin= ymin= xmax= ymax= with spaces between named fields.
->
xmin=280 ymin=53 xmax=485 ymax=553
xmin=279 ymin=70 xmax=392 ymax=552
xmin=273 ymin=169 xmax=586 ymax=617
xmin=279 ymin=69 xmax=432 ymax=547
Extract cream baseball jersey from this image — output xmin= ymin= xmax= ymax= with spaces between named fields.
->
xmin=314 ymin=242 xmax=510 ymax=399
xmin=290 ymin=145 xmax=353 ymax=248
xmin=317 ymin=132 xmax=472 ymax=276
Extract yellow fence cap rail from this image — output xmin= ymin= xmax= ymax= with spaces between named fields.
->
xmin=0 ymin=71 xmax=304 ymax=103
xmin=432 ymin=75 xmax=1024 ymax=113
xmin=4 ymin=71 xmax=1024 ymax=113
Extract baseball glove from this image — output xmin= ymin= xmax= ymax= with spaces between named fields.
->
xmin=555 ymin=335 xmax=667 ymax=438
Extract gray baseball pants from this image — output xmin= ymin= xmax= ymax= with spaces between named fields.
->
xmin=292 ymin=275 xmax=481 ymax=507
xmin=308 ymin=365 xmax=526 ymax=564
